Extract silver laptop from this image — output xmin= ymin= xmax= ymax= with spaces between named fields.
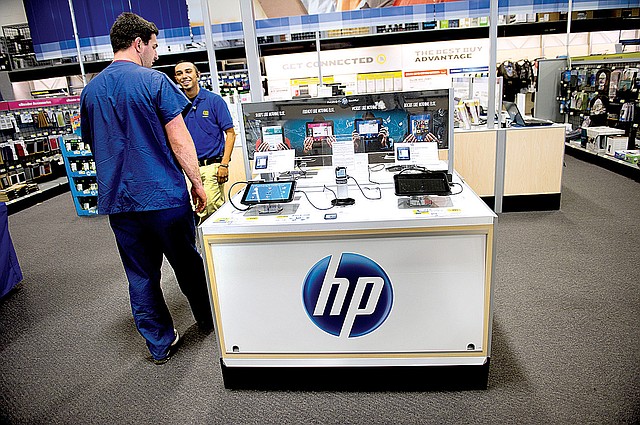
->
xmin=503 ymin=101 xmax=553 ymax=127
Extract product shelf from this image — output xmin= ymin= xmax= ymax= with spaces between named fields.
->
xmin=59 ymin=133 xmax=99 ymax=216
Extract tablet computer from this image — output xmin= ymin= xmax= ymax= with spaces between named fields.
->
xmin=306 ymin=121 xmax=334 ymax=140
xmin=261 ymin=125 xmax=284 ymax=149
xmin=354 ymin=118 xmax=382 ymax=139
xmin=241 ymin=181 xmax=297 ymax=205
xmin=409 ymin=113 xmax=432 ymax=141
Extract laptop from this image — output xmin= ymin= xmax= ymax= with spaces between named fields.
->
xmin=503 ymin=101 xmax=553 ymax=127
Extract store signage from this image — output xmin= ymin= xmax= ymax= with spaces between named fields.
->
xmin=302 ymin=253 xmax=393 ymax=338
xmin=265 ymin=46 xmax=401 ymax=78
xmin=1 ymin=96 xmax=80 ymax=111
xmin=402 ymin=39 xmax=490 ymax=72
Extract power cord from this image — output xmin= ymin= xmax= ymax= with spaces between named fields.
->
xmin=347 ymin=175 xmax=382 ymax=200
xmin=449 ymin=182 xmax=464 ymax=195
xmin=228 ymin=181 xmax=251 ymax=211
xmin=295 ymin=185 xmax=337 ymax=210
xmin=367 ymin=163 xmax=385 ymax=184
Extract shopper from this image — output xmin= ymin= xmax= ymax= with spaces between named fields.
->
xmin=80 ymin=12 xmax=214 ymax=365
xmin=174 ymin=61 xmax=236 ymax=224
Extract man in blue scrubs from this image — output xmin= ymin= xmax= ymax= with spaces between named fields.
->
xmin=174 ymin=61 xmax=236 ymax=224
xmin=80 ymin=13 xmax=214 ymax=365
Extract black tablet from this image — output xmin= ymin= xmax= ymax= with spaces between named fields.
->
xmin=241 ymin=181 xmax=297 ymax=205
xmin=354 ymin=118 xmax=382 ymax=137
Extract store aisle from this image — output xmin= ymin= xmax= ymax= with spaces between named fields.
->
xmin=1 ymin=155 xmax=639 ymax=424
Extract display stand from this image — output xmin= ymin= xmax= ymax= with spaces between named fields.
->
xmin=59 ymin=135 xmax=97 ymax=216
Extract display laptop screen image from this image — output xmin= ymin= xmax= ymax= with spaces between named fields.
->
xmin=409 ymin=113 xmax=432 ymax=141
xmin=502 ymin=101 xmax=552 ymax=127
xmin=261 ymin=125 xmax=285 ymax=149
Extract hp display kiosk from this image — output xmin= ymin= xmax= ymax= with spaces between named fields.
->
xmin=200 ymin=90 xmax=496 ymax=390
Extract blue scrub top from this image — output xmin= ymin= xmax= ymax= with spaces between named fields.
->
xmin=80 ymin=61 xmax=190 ymax=215
xmin=183 ymin=88 xmax=233 ymax=160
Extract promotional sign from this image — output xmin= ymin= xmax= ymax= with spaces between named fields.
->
xmin=241 ymin=90 xmax=451 ymax=163
xmin=264 ymin=46 xmax=402 ymax=81
xmin=0 ymin=96 xmax=80 ymax=111
xmin=402 ymin=39 xmax=490 ymax=90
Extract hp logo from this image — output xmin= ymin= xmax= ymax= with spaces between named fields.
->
xmin=302 ymin=253 xmax=393 ymax=338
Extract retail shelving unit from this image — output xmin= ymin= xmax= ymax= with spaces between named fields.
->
xmin=559 ymin=53 xmax=640 ymax=180
xmin=59 ymin=135 xmax=97 ymax=216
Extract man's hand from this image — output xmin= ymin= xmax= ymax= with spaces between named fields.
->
xmin=379 ymin=127 xmax=389 ymax=147
xmin=216 ymin=165 xmax=229 ymax=184
xmin=256 ymin=141 xmax=270 ymax=152
xmin=191 ymin=184 xmax=207 ymax=213
xmin=303 ymin=137 xmax=314 ymax=153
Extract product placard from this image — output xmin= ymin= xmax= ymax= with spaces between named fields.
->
xmin=242 ymin=90 xmax=450 ymax=161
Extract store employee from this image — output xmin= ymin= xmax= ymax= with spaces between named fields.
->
xmin=174 ymin=61 xmax=236 ymax=223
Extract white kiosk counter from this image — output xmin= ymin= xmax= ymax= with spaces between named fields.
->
xmin=199 ymin=171 xmax=497 ymax=390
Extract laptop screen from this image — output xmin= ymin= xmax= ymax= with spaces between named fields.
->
xmin=502 ymin=101 xmax=525 ymax=126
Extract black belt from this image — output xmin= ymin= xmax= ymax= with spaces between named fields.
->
xmin=198 ymin=156 xmax=223 ymax=166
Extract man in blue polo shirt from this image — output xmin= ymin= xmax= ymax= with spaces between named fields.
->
xmin=80 ymin=13 xmax=213 ymax=365
xmin=174 ymin=61 xmax=236 ymax=224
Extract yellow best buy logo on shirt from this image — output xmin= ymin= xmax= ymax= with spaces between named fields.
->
xmin=202 ymin=110 xmax=209 ymax=117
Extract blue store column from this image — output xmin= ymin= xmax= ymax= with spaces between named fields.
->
xmin=0 ymin=202 xmax=23 ymax=298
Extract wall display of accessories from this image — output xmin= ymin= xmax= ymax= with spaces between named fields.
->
xmin=559 ymin=60 xmax=640 ymax=154
xmin=559 ymin=56 xmax=640 ymax=177
xmin=0 ymin=98 xmax=80 ymax=203
xmin=198 ymin=71 xmax=250 ymax=98
xmin=1 ymin=23 xmax=60 ymax=70
xmin=497 ymin=59 xmax=536 ymax=103
xmin=59 ymin=135 xmax=97 ymax=216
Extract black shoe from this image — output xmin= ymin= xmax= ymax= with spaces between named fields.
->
xmin=148 ymin=329 xmax=180 ymax=365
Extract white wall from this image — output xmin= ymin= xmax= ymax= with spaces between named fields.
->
xmin=0 ymin=0 xmax=27 ymax=27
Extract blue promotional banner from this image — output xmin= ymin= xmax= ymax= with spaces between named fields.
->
xmin=24 ymin=0 xmax=191 ymax=60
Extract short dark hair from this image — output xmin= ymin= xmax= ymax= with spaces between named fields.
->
xmin=175 ymin=60 xmax=200 ymax=74
xmin=110 ymin=12 xmax=159 ymax=53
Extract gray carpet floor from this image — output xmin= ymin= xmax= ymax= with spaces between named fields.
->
xmin=1 ymin=154 xmax=639 ymax=424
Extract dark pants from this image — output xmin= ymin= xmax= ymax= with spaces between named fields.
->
xmin=108 ymin=204 xmax=213 ymax=360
